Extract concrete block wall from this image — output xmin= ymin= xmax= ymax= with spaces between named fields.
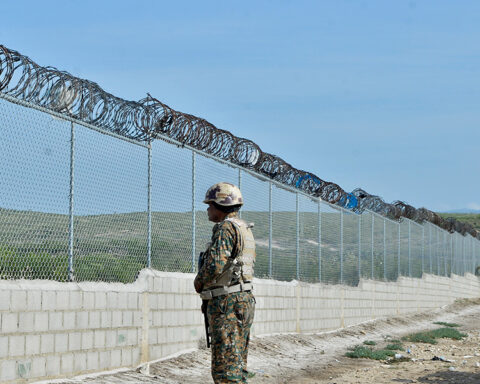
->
xmin=0 ymin=270 xmax=478 ymax=382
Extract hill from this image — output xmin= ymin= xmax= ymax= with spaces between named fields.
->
xmin=438 ymin=213 xmax=480 ymax=232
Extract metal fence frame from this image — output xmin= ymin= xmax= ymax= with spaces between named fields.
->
xmin=1 ymin=92 xmax=480 ymax=284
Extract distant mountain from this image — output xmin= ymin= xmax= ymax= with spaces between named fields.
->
xmin=442 ymin=209 xmax=480 ymax=214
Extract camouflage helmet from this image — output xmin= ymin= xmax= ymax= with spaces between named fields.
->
xmin=203 ymin=182 xmax=244 ymax=207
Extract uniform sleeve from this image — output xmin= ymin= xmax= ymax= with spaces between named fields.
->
xmin=194 ymin=222 xmax=236 ymax=289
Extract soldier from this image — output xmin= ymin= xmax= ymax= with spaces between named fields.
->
xmin=194 ymin=182 xmax=256 ymax=383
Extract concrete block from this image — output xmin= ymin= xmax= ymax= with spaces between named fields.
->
xmin=166 ymin=294 xmax=175 ymax=309
xmin=154 ymin=276 xmax=162 ymax=292
xmin=106 ymin=330 xmax=116 ymax=348
xmin=31 ymin=356 xmax=46 ymax=378
xmin=157 ymin=293 xmax=167 ymax=309
xmin=0 ymin=290 xmax=10 ymax=310
xmin=2 ymin=313 xmax=18 ymax=333
xmin=56 ymin=291 xmax=69 ymax=310
xmin=153 ymin=311 xmax=162 ymax=327
xmin=116 ymin=292 xmax=127 ymax=309
xmin=40 ymin=334 xmax=54 ymax=354
xmin=112 ymin=311 xmax=123 ymax=327
xmin=94 ymin=330 xmax=106 ymax=349
xmin=111 ymin=349 xmax=121 ymax=367
xmin=74 ymin=352 xmax=87 ymax=372
xmin=90 ymin=311 xmax=101 ymax=329
xmin=84 ymin=292 xmax=95 ymax=310
xmin=123 ymin=311 xmax=133 ymax=327
xmin=27 ymin=290 xmax=42 ymax=311
xmin=121 ymin=348 xmax=132 ymax=367
xmin=99 ymin=351 xmax=111 ymax=370
xmin=148 ymin=328 xmax=158 ymax=344
xmin=101 ymin=311 xmax=112 ymax=328
xmin=1 ymin=360 xmax=16 ymax=381
xmin=49 ymin=312 xmax=63 ymax=331
xmin=132 ymin=347 xmax=140 ymax=365
xmin=69 ymin=332 xmax=82 ymax=351
xmin=82 ymin=331 xmax=94 ymax=350
xmin=127 ymin=329 xmax=138 ymax=346
xmin=128 ymin=292 xmax=138 ymax=309
xmin=69 ymin=291 xmax=82 ymax=310
xmin=9 ymin=335 xmax=25 ymax=357
xmin=46 ymin=355 xmax=61 ymax=376
xmin=0 ymin=336 xmax=8 ymax=358
xmin=87 ymin=351 xmax=99 ymax=371
xmin=133 ymin=311 xmax=142 ymax=327
xmin=42 ymin=291 xmax=56 ymax=311
xmin=95 ymin=292 xmax=107 ymax=309
xmin=107 ymin=292 xmax=118 ymax=309
xmin=64 ymin=312 xmax=76 ymax=329
xmin=26 ymin=334 xmax=41 ymax=355
xmin=18 ymin=312 xmax=35 ymax=332
xmin=55 ymin=333 xmax=68 ymax=353
xmin=61 ymin=353 xmax=74 ymax=374
xmin=76 ymin=311 xmax=89 ymax=329
xmin=11 ymin=290 xmax=27 ymax=312
xmin=16 ymin=360 xmax=32 ymax=379
xmin=117 ymin=331 xmax=127 ymax=346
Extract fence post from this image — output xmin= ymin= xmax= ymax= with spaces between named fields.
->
xmin=371 ymin=214 xmax=374 ymax=280
xmin=147 ymin=141 xmax=152 ymax=269
xmin=318 ymin=201 xmax=322 ymax=282
xmin=358 ymin=213 xmax=361 ymax=282
xmin=269 ymin=182 xmax=273 ymax=277
xmin=191 ymin=151 xmax=196 ymax=273
xmin=450 ymin=234 xmax=453 ymax=275
xmin=340 ymin=209 xmax=344 ymax=284
xmin=463 ymin=235 xmax=466 ymax=275
xmin=238 ymin=169 xmax=242 ymax=219
xmin=398 ymin=223 xmax=401 ymax=278
xmin=443 ymin=232 xmax=447 ymax=276
xmin=428 ymin=223 xmax=433 ymax=274
xmin=68 ymin=122 xmax=75 ymax=281
xmin=383 ymin=218 xmax=386 ymax=280
xmin=296 ymin=193 xmax=300 ymax=281
xmin=408 ymin=221 xmax=411 ymax=277
xmin=422 ymin=226 xmax=425 ymax=275
xmin=437 ymin=230 xmax=440 ymax=276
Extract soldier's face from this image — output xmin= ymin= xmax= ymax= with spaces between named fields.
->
xmin=207 ymin=203 xmax=226 ymax=223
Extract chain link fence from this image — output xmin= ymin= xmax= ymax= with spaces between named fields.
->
xmin=1 ymin=94 xmax=480 ymax=284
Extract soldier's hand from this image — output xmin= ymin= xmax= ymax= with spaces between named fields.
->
xmin=194 ymin=277 xmax=203 ymax=293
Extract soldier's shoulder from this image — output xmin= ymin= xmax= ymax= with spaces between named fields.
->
xmin=216 ymin=219 xmax=237 ymax=232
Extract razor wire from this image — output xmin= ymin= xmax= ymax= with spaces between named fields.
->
xmin=0 ymin=44 xmax=478 ymax=240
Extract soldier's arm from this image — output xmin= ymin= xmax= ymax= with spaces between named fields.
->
xmin=194 ymin=222 xmax=236 ymax=290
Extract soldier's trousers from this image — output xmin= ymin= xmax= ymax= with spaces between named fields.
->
xmin=207 ymin=291 xmax=255 ymax=383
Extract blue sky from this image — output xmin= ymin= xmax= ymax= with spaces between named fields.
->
xmin=2 ymin=0 xmax=480 ymax=212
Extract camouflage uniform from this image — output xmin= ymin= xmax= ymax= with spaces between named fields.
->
xmin=195 ymin=212 xmax=256 ymax=383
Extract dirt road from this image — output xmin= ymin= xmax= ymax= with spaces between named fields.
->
xmin=53 ymin=298 xmax=480 ymax=384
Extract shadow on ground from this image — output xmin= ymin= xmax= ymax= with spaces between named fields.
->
xmin=417 ymin=369 xmax=480 ymax=383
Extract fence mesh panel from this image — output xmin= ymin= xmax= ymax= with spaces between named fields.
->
xmin=151 ymin=140 xmax=193 ymax=274
xmin=73 ymin=124 xmax=148 ymax=282
xmin=385 ymin=218 xmax=398 ymax=281
xmin=0 ymin=99 xmax=71 ymax=281
xmin=240 ymin=172 xmax=270 ymax=278
xmin=342 ymin=210 xmax=359 ymax=285
xmin=320 ymin=202 xmax=341 ymax=284
xmin=298 ymin=195 xmax=320 ymax=283
xmin=1 ymin=95 xmax=480 ymax=284
xmin=271 ymin=186 xmax=296 ymax=281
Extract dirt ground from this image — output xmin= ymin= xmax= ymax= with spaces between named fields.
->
xmin=55 ymin=298 xmax=480 ymax=384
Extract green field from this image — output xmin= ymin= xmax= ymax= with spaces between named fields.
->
xmin=1 ymin=208 xmax=474 ymax=284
